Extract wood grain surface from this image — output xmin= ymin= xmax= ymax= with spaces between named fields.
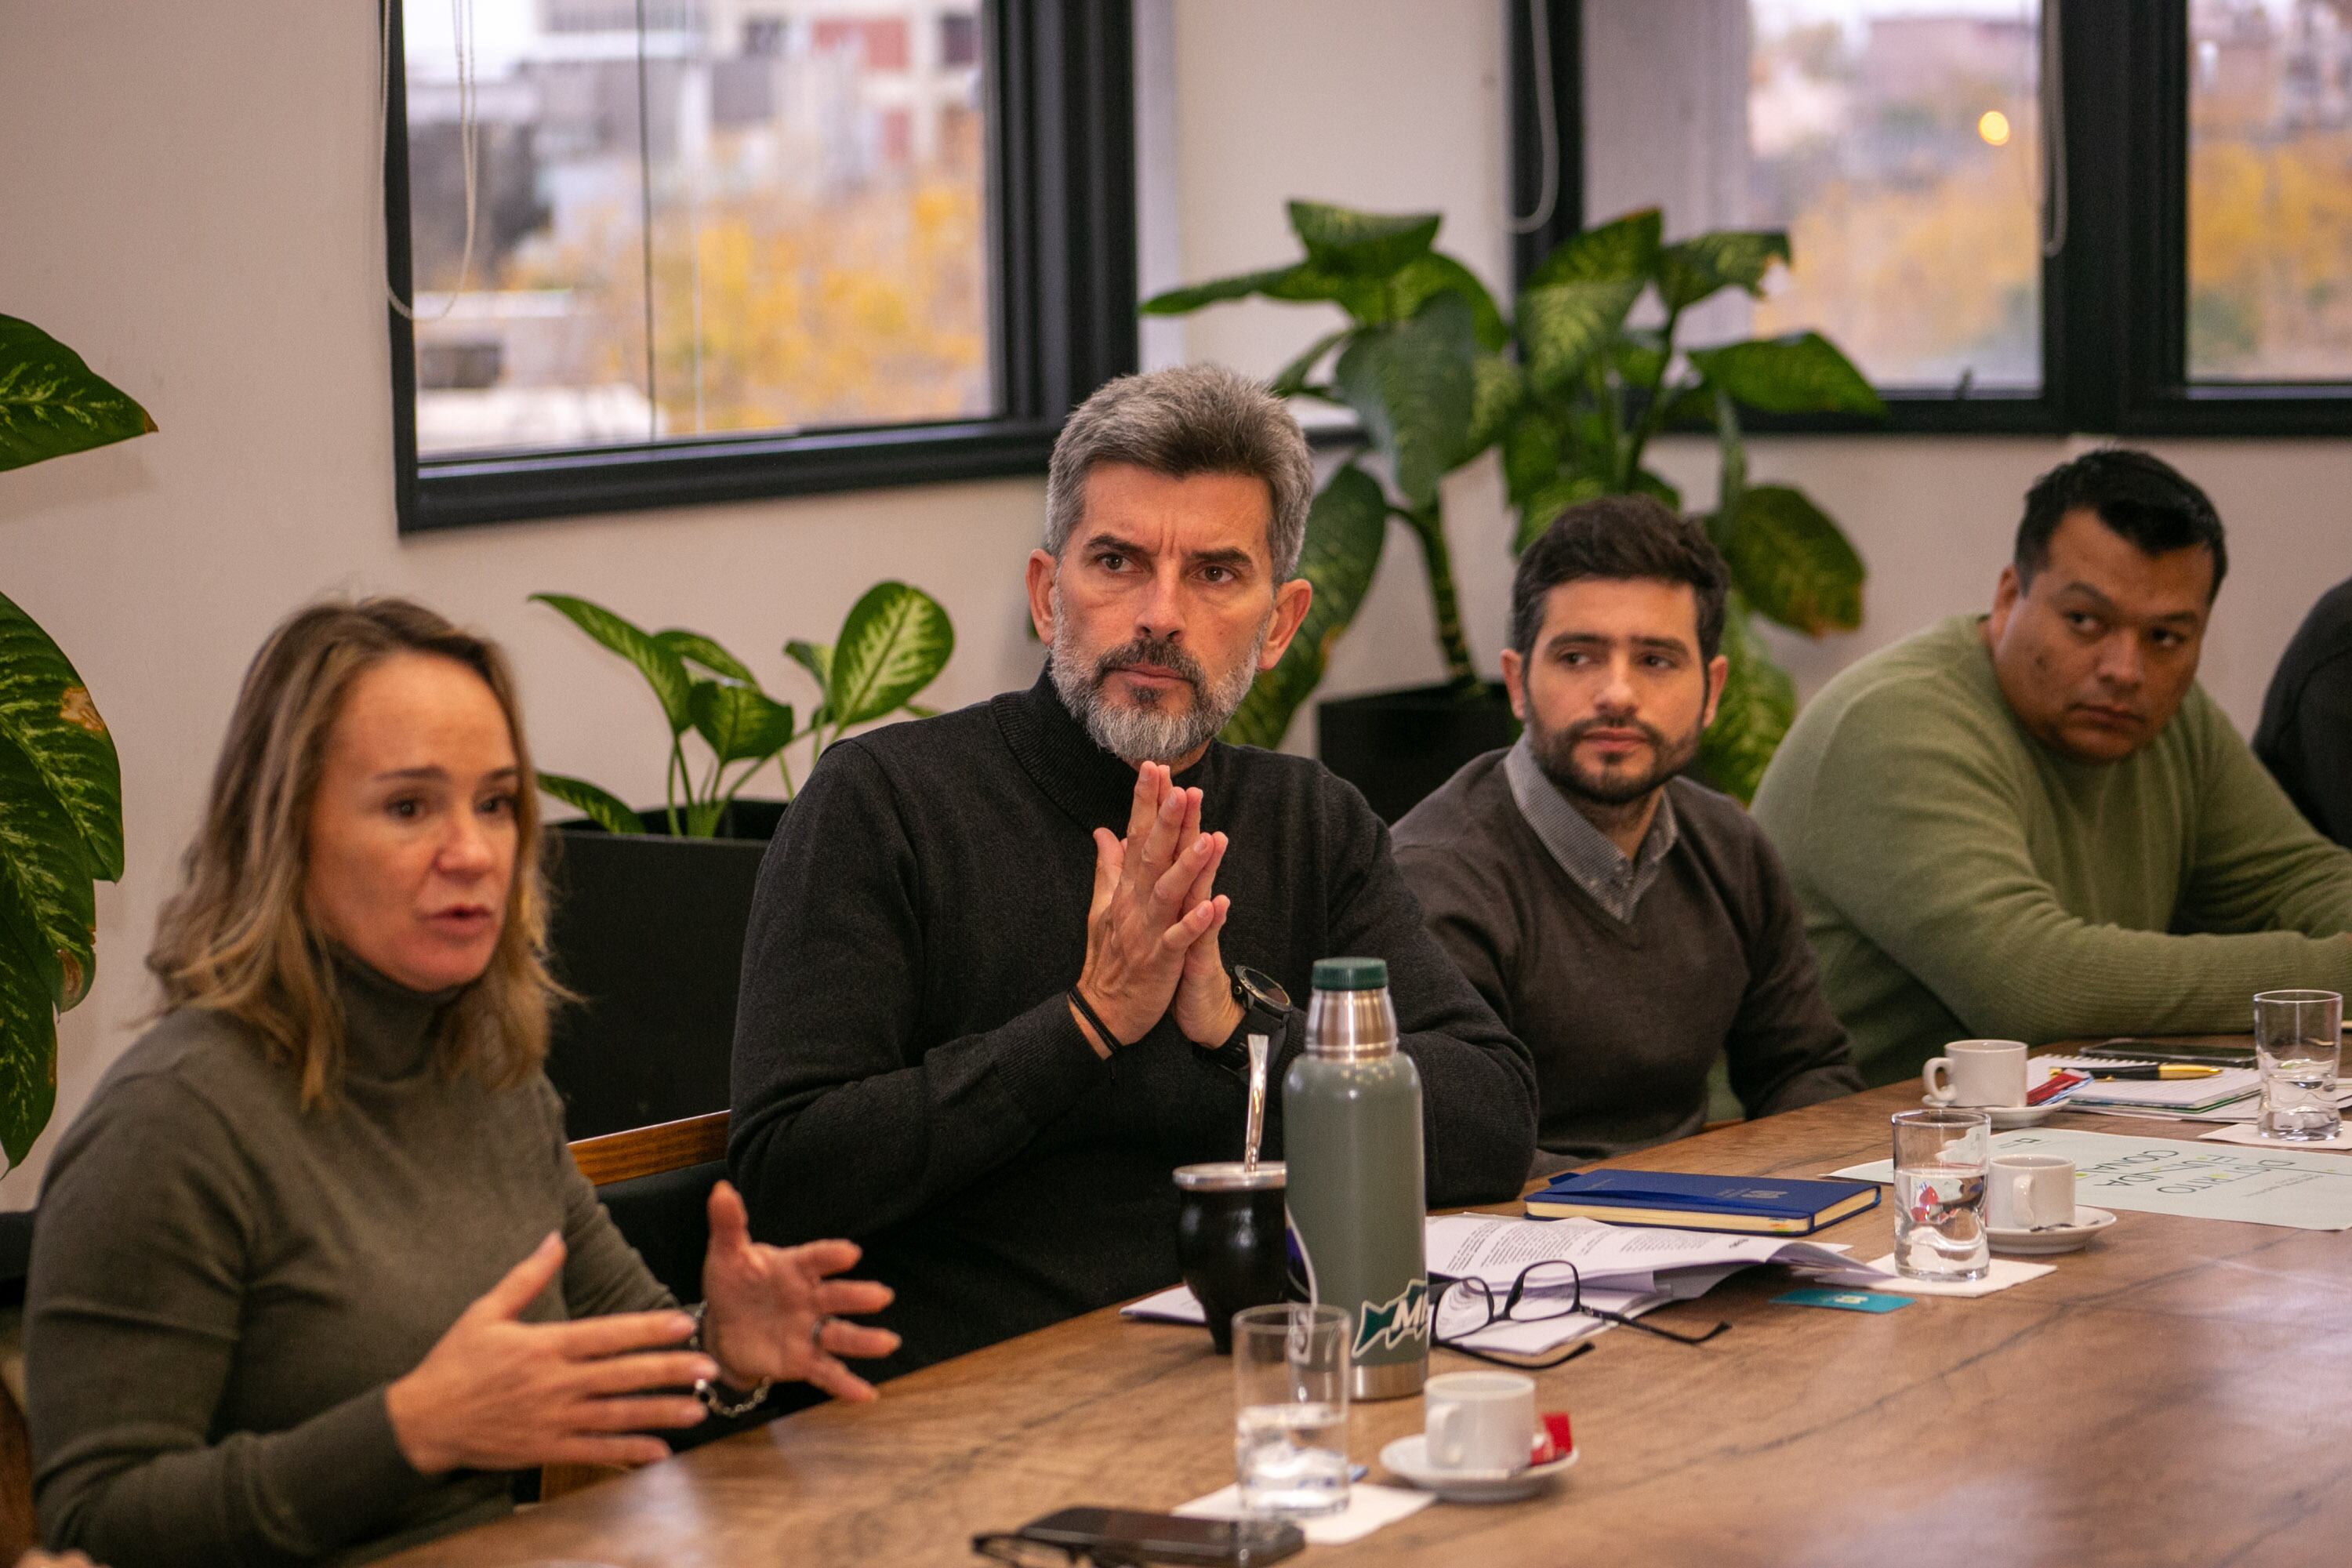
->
xmin=568 ymin=1111 xmax=731 ymax=1188
xmin=387 ymin=1066 xmax=2352 ymax=1568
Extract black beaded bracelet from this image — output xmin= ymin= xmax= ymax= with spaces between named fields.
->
xmin=1066 ymin=987 xmax=1128 ymax=1051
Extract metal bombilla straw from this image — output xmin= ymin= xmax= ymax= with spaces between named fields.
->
xmin=1243 ymin=1033 xmax=1271 ymax=1175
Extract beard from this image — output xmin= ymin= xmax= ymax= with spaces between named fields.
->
xmin=1048 ymin=597 xmax=1269 ymax=765
xmin=1525 ymin=709 xmax=1703 ymax=808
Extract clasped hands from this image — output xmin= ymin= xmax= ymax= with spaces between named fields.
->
xmin=1069 ymin=761 xmax=1247 ymax=1057
xmin=387 ymin=1181 xmax=898 ymax=1475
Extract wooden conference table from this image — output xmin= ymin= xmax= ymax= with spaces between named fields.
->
xmin=386 ymin=1062 xmax=2352 ymax=1568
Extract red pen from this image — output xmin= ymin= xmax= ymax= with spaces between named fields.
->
xmin=2027 ymin=1069 xmax=2089 ymax=1106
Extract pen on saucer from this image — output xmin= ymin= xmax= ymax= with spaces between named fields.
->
xmin=2087 ymin=1065 xmax=2222 ymax=1080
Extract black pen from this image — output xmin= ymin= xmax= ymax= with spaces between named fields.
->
xmin=2087 ymin=1064 xmax=2223 ymax=1080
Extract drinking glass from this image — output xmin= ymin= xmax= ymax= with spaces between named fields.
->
xmin=1230 ymin=1302 xmax=1350 ymax=1518
xmin=2254 ymin=989 xmax=2343 ymax=1142
xmin=1890 ymin=1108 xmax=1991 ymax=1282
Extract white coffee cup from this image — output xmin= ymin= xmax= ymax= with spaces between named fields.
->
xmin=1923 ymin=1040 xmax=2031 ymax=1109
xmin=1423 ymin=1370 xmax=1535 ymax=1475
xmin=1987 ymin=1154 xmax=2076 ymax=1230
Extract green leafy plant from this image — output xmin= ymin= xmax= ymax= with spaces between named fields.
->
xmin=1142 ymin=201 xmax=1518 ymax=747
xmin=530 ymin=582 xmax=953 ymax=837
xmin=1142 ymin=203 xmax=1882 ymax=799
xmin=1504 ymin=208 xmax=1883 ymax=798
xmin=2 ymin=314 xmax=154 ymax=1164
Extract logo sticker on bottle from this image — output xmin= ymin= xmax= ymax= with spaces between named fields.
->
xmin=1352 ymin=1277 xmax=1431 ymax=1357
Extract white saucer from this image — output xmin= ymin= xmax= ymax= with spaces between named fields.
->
xmin=1921 ymin=1096 xmax=2062 ymax=1130
xmin=1987 ymin=1205 xmax=2116 ymax=1255
xmin=1378 ymin=1435 xmax=1578 ymax=1502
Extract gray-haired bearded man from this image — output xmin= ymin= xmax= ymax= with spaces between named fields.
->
xmin=729 ymin=365 xmax=1537 ymax=1381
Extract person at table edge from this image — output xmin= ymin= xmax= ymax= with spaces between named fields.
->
xmin=728 ymin=364 xmax=1537 ymax=1377
xmin=1751 ymin=448 xmax=2352 ymax=1085
xmin=2255 ymin=572 xmax=2352 ymax=851
xmin=1393 ymin=497 xmax=1860 ymax=1171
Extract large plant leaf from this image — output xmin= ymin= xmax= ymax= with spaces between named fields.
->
xmin=1389 ymin=255 xmax=1510 ymax=351
xmin=1696 ymin=607 xmax=1798 ymax=804
xmin=1330 ymin=292 xmax=1478 ymax=509
xmin=689 ymin=681 xmax=795 ymax=763
xmin=0 ymin=591 xmax=122 ymax=881
xmin=536 ymin=771 xmax=644 ymax=835
xmin=1514 ymin=472 xmax=1610 ymax=553
xmin=1517 ymin=278 xmax=1644 ymax=394
xmin=1222 ymin=464 xmax=1390 ymax=750
xmin=1140 ymin=265 xmax=1307 ymax=316
xmin=1722 ymin=484 xmax=1866 ymax=635
xmin=1462 ymin=354 xmax=1525 ymax=461
xmin=1657 ymin=230 xmax=1790 ymax=311
xmin=1287 ymin=201 xmax=1441 ymax=278
xmin=826 ymin=582 xmax=954 ymax=729
xmin=1500 ymin=405 xmax=1565 ymax=509
xmin=0 ymin=315 xmax=156 ymax=472
xmin=1686 ymin=332 xmax=1887 ymax=416
xmin=785 ymin=638 xmax=833 ymax=727
xmin=655 ymin=629 xmax=759 ymax=686
xmin=1527 ymin=208 xmax=1664 ymax=288
xmin=532 ymin=594 xmax=692 ymax=735
xmin=0 ymin=726 xmax=94 ymax=1011
xmin=0 ymin=915 xmax=57 ymax=1166
xmin=1268 ymin=328 xmax=1354 ymax=397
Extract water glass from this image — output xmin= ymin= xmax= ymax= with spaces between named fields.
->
xmin=2254 ymin=989 xmax=2343 ymax=1142
xmin=1231 ymin=1302 xmax=1350 ymax=1519
xmin=1890 ymin=1108 xmax=1992 ymax=1282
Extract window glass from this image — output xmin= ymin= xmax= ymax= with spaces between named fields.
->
xmin=1746 ymin=1 xmax=2042 ymax=390
xmin=2188 ymin=0 xmax=2352 ymax=381
xmin=404 ymin=2 xmax=993 ymax=458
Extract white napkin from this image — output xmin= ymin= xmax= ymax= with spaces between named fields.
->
xmin=1174 ymin=1482 xmax=1434 ymax=1544
xmin=2201 ymin=1121 xmax=2352 ymax=1152
xmin=1801 ymin=1254 xmax=2054 ymax=1297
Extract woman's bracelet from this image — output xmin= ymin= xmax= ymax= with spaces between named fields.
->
xmin=685 ymin=1301 xmax=773 ymax=1418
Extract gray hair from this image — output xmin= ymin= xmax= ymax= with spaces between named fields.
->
xmin=1044 ymin=364 xmax=1314 ymax=580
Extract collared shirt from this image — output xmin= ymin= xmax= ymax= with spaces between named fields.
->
xmin=1503 ymin=733 xmax=1679 ymax=924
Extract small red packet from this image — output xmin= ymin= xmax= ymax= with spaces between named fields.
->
xmin=1531 ymin=1411 xmax=1574 ymax=1464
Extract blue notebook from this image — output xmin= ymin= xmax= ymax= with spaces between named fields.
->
xmin=1525 ymin=1170 xmax=1880 ymax=1235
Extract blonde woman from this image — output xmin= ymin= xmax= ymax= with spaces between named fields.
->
xmin=26 ymin=598 xmax=897 ymax=1566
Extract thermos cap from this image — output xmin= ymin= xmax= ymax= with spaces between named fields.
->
xmin=1311 ymin=956 xmax=1389 ymax=992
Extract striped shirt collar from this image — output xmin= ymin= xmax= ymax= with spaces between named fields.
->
xmin=1502 ymin=734 xmax=1679 ymax=924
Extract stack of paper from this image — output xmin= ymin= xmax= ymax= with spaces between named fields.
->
xmin=2037 ymin=1054 xmax=2352 ymax=1123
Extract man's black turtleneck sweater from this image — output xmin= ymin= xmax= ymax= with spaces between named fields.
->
xmin=730 ymin=671 xmax=1537 ymax=1378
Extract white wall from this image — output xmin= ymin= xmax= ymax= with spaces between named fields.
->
xmin=4 ymin=1 xmax=2347 ymax=1204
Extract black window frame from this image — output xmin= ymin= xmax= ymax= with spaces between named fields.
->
xmin=383 ymin=0 xmax=1138 ymax=535
xmin=1512 ymin=0 xmax=2352 ymax=439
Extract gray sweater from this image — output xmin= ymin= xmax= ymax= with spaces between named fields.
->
xmin=1394 ymin=755 xmax=1860 ymax=1165
xmin=27 ymin=958 xmax=672 ymax=1566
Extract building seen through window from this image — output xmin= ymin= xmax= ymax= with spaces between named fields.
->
xmin=2189 ymin=0 xmax=2352 ymax=381
xmin=1744 ymin=1 xmax=2042 ymax=391
xmin=402 ymin=0 xmax=992 ymax=458
xmin=1584 ymin=2 xmax=2042 ymax=394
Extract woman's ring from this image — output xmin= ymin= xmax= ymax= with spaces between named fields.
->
xmin=811 ymin=1315 xmax=834 ymax=1348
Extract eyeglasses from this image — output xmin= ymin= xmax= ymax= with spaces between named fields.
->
xmin=1430 ymin=1259 xmax=1729 ymax=1367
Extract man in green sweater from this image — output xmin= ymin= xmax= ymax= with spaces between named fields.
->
xmin=1753 ymin=448 xmax=2352 ymax=1085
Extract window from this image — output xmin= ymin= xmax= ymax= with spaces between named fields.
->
xmin=1520 ymin=0 xmax=2352 ymax=435
xmin=2188 ymin=0 xmax=2352 ymax=381
xmin=384 ymin=0 xmax=1138 ymax=532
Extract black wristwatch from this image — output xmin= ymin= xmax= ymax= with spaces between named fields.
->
xmin=1206 ymin=964 xmax=1292 ymax=1076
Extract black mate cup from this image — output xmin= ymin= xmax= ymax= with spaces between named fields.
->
xmin=1173 ymin=1161 xmax=1290 ymax=1354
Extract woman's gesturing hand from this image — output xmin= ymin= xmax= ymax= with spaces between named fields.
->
xmin=385 ymin=1232 xmax=718 ymax=1475
xmin=699 ymin=1181 xmax=900 ymax=1403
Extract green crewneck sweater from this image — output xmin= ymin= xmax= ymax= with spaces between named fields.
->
xmin=27 ymin=958 xmax=674 ymax=1566
xmin=1752 ymin=615 xmax=2352 ymax=1084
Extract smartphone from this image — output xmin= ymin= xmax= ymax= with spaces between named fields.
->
xmin=979 ymin=1507 xmax=1306 ymax=1566
xmin=2084 ymin=1038 xmax=2258 ymax=1067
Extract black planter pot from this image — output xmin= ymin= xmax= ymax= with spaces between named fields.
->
xmin=540 ymin=800 xmax=785 ymax=1140
xmin=1316 ymin=682 xmax=1519 ymax=824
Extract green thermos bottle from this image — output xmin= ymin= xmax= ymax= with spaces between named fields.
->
xmin=1281 ymin=956 xmax=1428 ymax=1400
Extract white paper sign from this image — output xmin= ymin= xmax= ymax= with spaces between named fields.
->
xmin=1834 ymin=1127 xmax=2352 ymax=1231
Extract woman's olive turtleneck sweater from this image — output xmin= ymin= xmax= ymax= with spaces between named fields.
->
xmin=27 ymin=958 xmax=673 ymax=1566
